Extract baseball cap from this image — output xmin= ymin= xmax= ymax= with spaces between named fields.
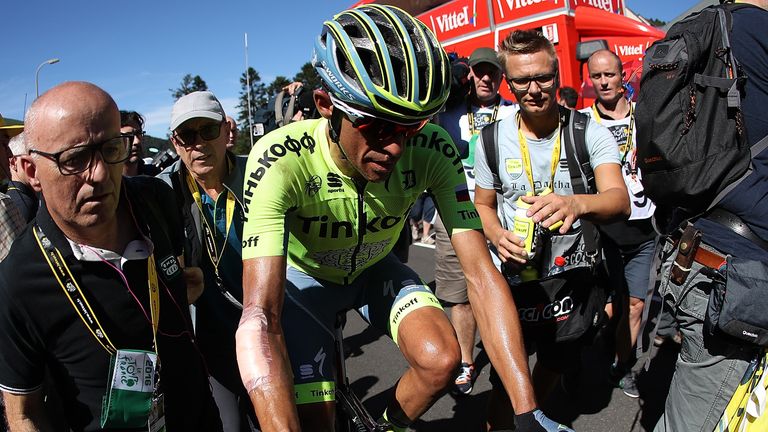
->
xmin=0 ymin=114 xmax=24 ymax=138
xmin=170 ymin=91 xmax=225 ymax=131
xmin=469 ymin=47 xmax=502 ymax=71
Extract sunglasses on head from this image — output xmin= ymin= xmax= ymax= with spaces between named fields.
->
xmin=173 ymin=122 xmax=223 ymax=147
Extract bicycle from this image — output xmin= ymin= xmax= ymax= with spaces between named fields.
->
xmin=334 ymin=312 xmax=386 ymax=432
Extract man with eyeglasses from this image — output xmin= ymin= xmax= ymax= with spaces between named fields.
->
xmin=473 ymin=30 xmax=628 ymax=428
xmin=237 ymin=5 xmax=571 ymax=432
xmin=0 ymin=81 xmax=222 ymax=431
xmin=121 ymin=110 xmax=160 ymax=177
xmin=434 ymin=46 xmax=518 ymax=396
xmin=158 ymin=91 xmax=255 ymax=431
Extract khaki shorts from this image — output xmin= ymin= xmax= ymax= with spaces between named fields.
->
xmin=433 ymin=215 xmax=469 ymax=304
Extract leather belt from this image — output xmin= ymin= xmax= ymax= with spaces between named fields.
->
xmin=705 ymin=208 xmax=768 ymax=252
xmin=669 ymin=225 xmax=727 ymax=285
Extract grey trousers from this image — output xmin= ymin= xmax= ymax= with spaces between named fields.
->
xmin=653 ymin=240 xmax=759 ymax=432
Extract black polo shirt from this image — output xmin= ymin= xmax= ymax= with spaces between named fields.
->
xmin=0 ymin=176 xmax=222 ymax=431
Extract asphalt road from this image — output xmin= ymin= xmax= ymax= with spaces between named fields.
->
xmin=341 ymin=243 xmax=680 ymax=431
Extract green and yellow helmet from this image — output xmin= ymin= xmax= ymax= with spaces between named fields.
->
xmin=312 ymin=4 xmax=451 ymax=124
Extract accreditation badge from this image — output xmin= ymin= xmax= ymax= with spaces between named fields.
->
xmin=101 ymin=349 xmax=160 ymax=429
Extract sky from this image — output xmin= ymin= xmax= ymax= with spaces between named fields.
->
xmin=1 ymin=0 xmax=699 ymax=137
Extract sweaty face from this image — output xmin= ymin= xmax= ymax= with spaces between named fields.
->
xmin=31 ymin=105 xmax=123 ymax=230
xmin=588 ymin=54 xmax=624 ymax=105
xmin=335 ymin=114 xmax=407 ymax=183
xmin=470 ymin=62 xmax=503 ymax=105
xmin=505 ymin=51 xmax=559 ymax=118
xmin=171 ymin=118 xmax=228 ymax=180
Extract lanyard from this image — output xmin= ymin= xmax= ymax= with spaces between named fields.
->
xmin=33 ymin=225 xmax=160 ymax=356
xmin=592 ymin=103 xmax=636 ymax=170
xmin=467 ymin=101 xmax=500 ymax=135
xmin=516 ymin=112 xmax=561 ymax=193
xmin=184 ymin=171 xmax=242 ymax=309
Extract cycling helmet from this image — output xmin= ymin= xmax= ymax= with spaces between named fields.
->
xmin=312 ymin=4 xmax=450 ymax=124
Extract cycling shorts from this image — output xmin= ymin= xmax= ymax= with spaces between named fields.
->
xmin=282 ymin=253 xmax=443 ymax=405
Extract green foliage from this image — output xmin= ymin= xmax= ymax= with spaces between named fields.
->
xmin=237 ymin=67 xmax=267 ymax=128
xmin=170 ymin=74 xmax=208 ymax=100
xmin=646 ymin=17 xmax=666 ymax=28
xmin=266 ymin=76 xmax=292 ymax=95
xmin=293 ymin=62 xmax=321 ymax=90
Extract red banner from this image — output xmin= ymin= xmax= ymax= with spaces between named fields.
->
xmin=494 ymin=0 xmax=566 ymax=26
xmin=418 ymin=0 xmax=490 ymax=42
xmin=568 ymin=0 xmax=623 ymax=15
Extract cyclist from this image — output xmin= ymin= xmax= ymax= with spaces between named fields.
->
xmin=236 ymin=5 xmax=572 ymax=432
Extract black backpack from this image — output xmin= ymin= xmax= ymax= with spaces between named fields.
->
xmin=636 ymin=3 xmax=768 ymax=228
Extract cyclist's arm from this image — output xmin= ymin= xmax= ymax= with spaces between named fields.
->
xmin=450 ymin=229 xmax=538 ymax=415
xmin=3 ymin=390 xmax=53 ymax=432
xmin=237 ymin=255 xmax=300 ymax=432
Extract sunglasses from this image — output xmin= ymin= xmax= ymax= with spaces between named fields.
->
xmin=342 ymin=111 xmax=427 ymax=142
xmin=173 ymin=122 xmax=223 ymax=147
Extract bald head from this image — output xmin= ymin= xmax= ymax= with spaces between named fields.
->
xmin=587 ymin=50 xmax=623 ymax=75
xmin=26 ymin=81 xmax=120 ymax=154
xmin=587 ymin=49 xmax=626 ymax=107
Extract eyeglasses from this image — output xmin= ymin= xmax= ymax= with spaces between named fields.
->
xmin=30 ymin=135 xmax=132 ymax=175
xmin=173 ymin=122 xmax=223 ymax=147
xmin=506 ymin=72 xmax=558 ymax=91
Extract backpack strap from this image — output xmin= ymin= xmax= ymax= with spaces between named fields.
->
xmin=561 ymin=107 xmax=595 ymax=194
xmin=480 ymin=121 xmax=501 ymax=193
xmin=480 ymin=121 xmax=509 ymax=229
xmin=561 ymin=107 xmax=600 ymax=256
xmin=274 ymin=91 xmax=285 ymax=127
xmin=274 ymin=91 xmax=297 ymax=127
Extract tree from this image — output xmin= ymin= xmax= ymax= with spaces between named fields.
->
xmin=293 ymin=62 xmax=322 ymax=90
xmin=236 ymin=67 xmax=267 ymax=127
xmin=266 ymin=76 xmax=292 ymax=95
xmin=646 ymin=17 xmax=666 ymax=28
xmin=170 ymin=74 xmax=208 ymax=100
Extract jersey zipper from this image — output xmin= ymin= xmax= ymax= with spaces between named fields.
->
xmin=348 ymin=179 xmax=367 ymax=279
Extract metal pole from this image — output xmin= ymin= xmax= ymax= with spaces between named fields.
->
xmin=35 ymin=58 xmax=60 ymax=97
xmin=244 ymin=33 xmax=254 ymax=149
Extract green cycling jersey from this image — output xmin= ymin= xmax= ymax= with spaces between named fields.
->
xmin=242 ymin=118 xmax=482 ymax=284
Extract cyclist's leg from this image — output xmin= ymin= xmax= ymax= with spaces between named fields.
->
xmin=359 ymin=253 xmax=460 ymax=428
xmin=283 ymin=265 xmax=357 ymax=431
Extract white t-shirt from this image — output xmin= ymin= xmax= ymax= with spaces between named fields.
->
xmin=437 ymin=100 xmax=518 ymax=201
xmin=474 ymin=111 xmax=620 ymax=229
xmin=579 ymin=103 xmax=655 ymax=220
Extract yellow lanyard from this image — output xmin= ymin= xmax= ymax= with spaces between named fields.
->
xmin=517 ymin=112 xmax=561 ymax=193
xmin=467 ymin=101 xmax=500 ymax=135
xmin=33 ymin=225 xmax=160 ymax=356
xmin=185 ymin=171 xmax=235 ymax=270
xmin=592 ymin=102 xmax=636 ymax=169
